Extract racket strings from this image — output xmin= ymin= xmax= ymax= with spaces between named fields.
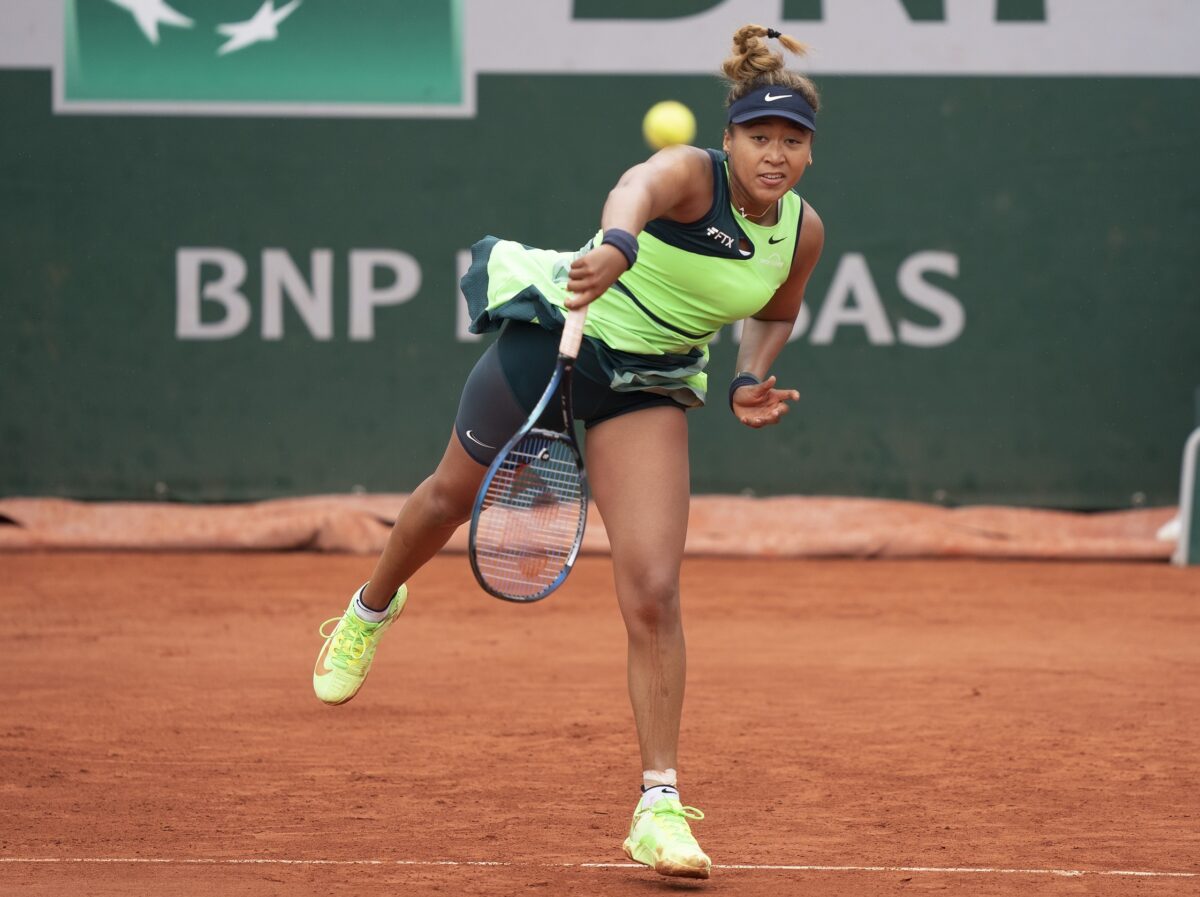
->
xmin=474 ymin=434 xmax=585 ymax=598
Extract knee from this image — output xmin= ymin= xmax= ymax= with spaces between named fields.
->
xmin=419 ymin=471 xmax=475 ymax=527
xmin=620 ymin=574 xmax=682 ymax=637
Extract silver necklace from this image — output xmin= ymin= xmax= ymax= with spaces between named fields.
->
xmin=737 ymin=201 xmax=774 ymax=221
xmin=732 ymin=185 xmax=774 ymax=221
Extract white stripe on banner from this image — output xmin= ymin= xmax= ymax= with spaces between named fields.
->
xmin=469 ymin=0 xmax=1200 ymax=77
xmin=3 ymin=0 xmax=1200 ymax=77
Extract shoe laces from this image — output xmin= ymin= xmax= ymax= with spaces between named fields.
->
xmin=318 ymin=613 xmax=376 ymax=669
xmin=648 ymin=800 xmax=705 ymax=836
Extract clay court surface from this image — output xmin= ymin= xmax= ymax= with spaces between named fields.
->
xmin=2 ymin=551 xmax=1197 ymax=896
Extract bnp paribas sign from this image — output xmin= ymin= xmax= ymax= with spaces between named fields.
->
xmin=58 ymin=0 xmax=1197 ymax=117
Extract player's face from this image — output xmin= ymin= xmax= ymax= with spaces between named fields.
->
xmin=722 ymin=118 xmax=813 ymax=212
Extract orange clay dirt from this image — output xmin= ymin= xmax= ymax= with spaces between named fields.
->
xmin=1 ymin=551 xmax=1197 ymax=896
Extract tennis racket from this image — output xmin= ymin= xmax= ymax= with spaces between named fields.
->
xmin=468 ymin=306 xmax=590 ymax=603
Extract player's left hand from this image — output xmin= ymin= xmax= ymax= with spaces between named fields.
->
xmin=565 ymin=244 xmax=628 ymax=308
xmin=732 ymin=375 xmax=800 ymax=428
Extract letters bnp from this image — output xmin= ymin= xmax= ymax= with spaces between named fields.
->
xmin=176 ymin=248 xmax=421 ymax=342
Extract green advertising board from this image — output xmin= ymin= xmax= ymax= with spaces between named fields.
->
xmin=2 ymin=1 xmax=1198 ymax=506
xmin=63 ymin=0 xmax=464 ymax=112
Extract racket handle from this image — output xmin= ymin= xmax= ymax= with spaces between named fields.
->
xmin=559 ymin=305 xmax=588 ymax=359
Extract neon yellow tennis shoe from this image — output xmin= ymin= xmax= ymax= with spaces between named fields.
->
xmin=313 ymin=584 xmax=407 ymax=705
xmin=622 ymin=797 xmax=711 ymax=879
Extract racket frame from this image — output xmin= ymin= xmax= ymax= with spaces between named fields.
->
xmin=468 ymin=308 xmax=589 ymax=603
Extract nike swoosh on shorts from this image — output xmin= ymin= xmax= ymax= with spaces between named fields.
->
xmin=466 ymin=430 xmax=496 ymax=449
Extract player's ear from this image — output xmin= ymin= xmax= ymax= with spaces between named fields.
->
xmin=722 ymin=127 xmax=732 ymax=154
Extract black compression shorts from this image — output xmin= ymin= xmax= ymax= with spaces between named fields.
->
xmin=453 ymin=321 xmax=687 ymax=465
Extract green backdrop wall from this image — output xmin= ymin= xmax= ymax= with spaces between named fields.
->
xmin=2 ymin=67 xmax=1198 ymax=506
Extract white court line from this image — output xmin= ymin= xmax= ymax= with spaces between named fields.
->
xmin=0 ymin=858 xmax=1195 ymax=878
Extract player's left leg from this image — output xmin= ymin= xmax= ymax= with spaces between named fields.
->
xmin=585 ymin=405 xmax=710 ymax=879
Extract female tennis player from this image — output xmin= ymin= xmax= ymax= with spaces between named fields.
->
xmin=312 ymin=24 xmax=824 ymax=880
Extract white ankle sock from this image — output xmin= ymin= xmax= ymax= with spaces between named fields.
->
xmin=352 ymin=585 xmax=391 ymax=623
xmin=639 ymin=784 xmax=680 ymax=809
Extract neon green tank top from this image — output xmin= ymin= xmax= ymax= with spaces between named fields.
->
xmin=581 ymin=148 xmax=804 ymax=356
xmin=462 ymin=149 xmax=805 ymax=405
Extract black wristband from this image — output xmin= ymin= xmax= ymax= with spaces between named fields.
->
xmin=601 ymin=228 xmax=639 ymax=270
xmin=728 ymin=371 xmax=762 ymax=411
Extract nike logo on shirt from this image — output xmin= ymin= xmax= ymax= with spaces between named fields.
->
xmin=768 ymin=235 xmax=787 ymax=244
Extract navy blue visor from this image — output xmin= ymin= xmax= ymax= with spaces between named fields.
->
xmin=727 ymin=85 xmax=816 ymax=132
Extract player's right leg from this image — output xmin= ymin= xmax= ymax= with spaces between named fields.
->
xmin=313 ymin=432 xmax=487 ymax=705
xmin=313 ymin=335 xmax=534 ymax=705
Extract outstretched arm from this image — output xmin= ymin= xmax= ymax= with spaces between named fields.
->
xmin=565 ymin=146 xmax=713 ymax=308
xmin=731 ymin=204 xmax=825 ymax=428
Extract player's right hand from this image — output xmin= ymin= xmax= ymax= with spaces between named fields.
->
xmin=565 ymin=244 xmax=628 ymax=308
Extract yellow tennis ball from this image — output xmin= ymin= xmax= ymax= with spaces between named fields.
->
xmin=642 ymin=100 xmax=696 ymax=150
